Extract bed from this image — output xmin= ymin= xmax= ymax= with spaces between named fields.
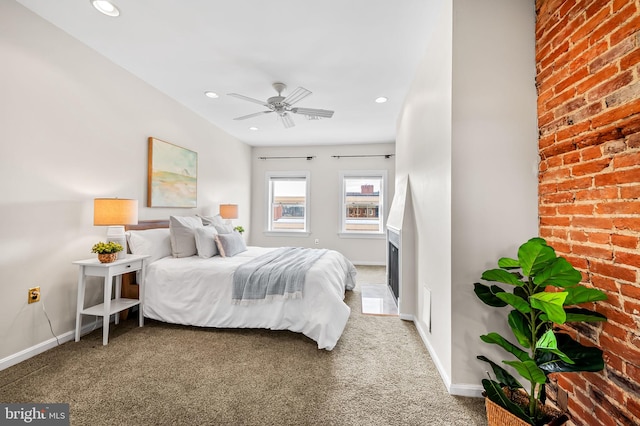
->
xmin=122 ymin=218 xmax=356 ymax=350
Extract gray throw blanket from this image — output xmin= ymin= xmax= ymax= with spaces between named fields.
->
xmin=232 ymin=247 xmax=328 ymax=304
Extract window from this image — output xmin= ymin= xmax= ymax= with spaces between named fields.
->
xmin=266 ymin=172 xmax=309 ymax=233
xmin=340 ymin=171 xmax=386 ymax=236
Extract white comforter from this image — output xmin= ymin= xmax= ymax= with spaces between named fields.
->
xmin=143 ymin=247 xmax=357 ymax=350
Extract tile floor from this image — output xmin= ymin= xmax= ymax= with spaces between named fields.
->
xmin=361 ymin=284 xmax=398 ymax=316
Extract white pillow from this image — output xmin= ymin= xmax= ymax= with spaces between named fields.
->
xmin=126 ymin=228 xmax=171 ymax=263
xmin=169 ymin=216 xmax=203 ymax=258
xmin=197 ymin=214 xmax=224 ymax=226
xmin=194 ymin=226 xmax=219 ymax=258
xmin=198 ymin=214 xmax=234 ymax=233
xmin=215 ymin=232 xmax=247 ymax=257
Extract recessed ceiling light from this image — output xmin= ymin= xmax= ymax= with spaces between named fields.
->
xmin=375 ymin=97 xmax=388 ymax=103
xmin=204 ymin=91 xmax=219 ymax=99
xmin=91 ymin=0 xmax=120 ymax=17
xmin=249 ymin=127 xmax=259 ymax=131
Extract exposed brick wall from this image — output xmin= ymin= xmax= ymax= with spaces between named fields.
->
xmin=536 ymin=0 xmax=640 ymax=425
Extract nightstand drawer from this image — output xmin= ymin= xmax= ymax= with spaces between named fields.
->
xmin=110 ymin=259 xmax=143 ymax=275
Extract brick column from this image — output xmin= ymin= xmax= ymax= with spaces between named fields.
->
xmin=536 ymin=1 xmax=640 ymax=425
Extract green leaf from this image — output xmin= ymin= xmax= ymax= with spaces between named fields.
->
xmin=508 ymin=310 xmax=532 ymax=349
xmin=481 ymin=269 xmax=524 ymax=286
xmin=518 ymin=240 xmax=556 ymax=277
xmin=477 ymin=356 xmax=523 ymax=389
xmin=497 ymin=293 xmax=532 ymax=315
xmin=538 ymin=384 xmax=547 ymax=404
xmin=533 ymin=257 xmax=583 ymax=288
xmin=480 ymin=333 xmax=531 ymax=362
xmin=535 ymin=330 xmax=574 ymax=365
xmin=481 ymin=379 xmax=532 ymax=424
xmin=537 ymin=333 xmax=605 ymax=374
xmin=528 ymin=237 xmax=549 ymax=245
xmin=530 ymin=292 xmax=568 ymax=324
xmin=498 ymin=257 xmax=520 ymax=269
xmin=514 ymin=286 xmax=529 ymax=300
xmin=564 ymin=307 xmax=607 ymax=323
xmin=473 ymin=283 xmax=508 ymax=307
xmin=564 ymin=285 xmax=608 ymax=305
xmin=503 ymin=360 xmax=547 ymax=384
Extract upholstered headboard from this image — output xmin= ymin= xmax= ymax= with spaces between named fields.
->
xmin=125 ymin=219 xmax=169 ymax=231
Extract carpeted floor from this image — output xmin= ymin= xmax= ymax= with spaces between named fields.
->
xmin=0 ymin=266 xmax=486 ymax=425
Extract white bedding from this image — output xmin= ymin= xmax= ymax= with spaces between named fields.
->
xmin=143 ymin=246 xmax=357 ymax=350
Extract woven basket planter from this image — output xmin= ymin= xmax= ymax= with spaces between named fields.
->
xmin=485 ymin=396 xmax=568 ymax=426
xmin=97 ymin=253 xmax=118 ymax=263
xmin=486 ymin=398 xmax=530 ymax=426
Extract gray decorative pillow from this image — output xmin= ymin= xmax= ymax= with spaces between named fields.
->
xmin=213 ymin=223 xmax=234 ymax=234
xmin=194 ymin=226 xmax=219 ymax=258
xmin=169 ymin=216 xmax=203 ymax=258
xmin=214 ymin=232 xmax=247 ymax=258
xmin=197 ymin=214 xmax=224 ymax=226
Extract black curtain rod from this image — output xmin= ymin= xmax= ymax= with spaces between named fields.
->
xmin=258 ymin=156 xmax=315 ymax=160
xmin=257 ymin=154 xmax=394 ymax=160
xmin=331 ymin=154 xmax=394 ymax=159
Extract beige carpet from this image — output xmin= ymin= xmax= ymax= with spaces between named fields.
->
xmin=0 ymin=266 xmax=486 ymax=426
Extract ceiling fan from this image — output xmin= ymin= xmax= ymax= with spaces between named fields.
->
xmin=228 ymin=82 xmax=334 ymax=129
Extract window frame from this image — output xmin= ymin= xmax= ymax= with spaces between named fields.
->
xmin=339 ymin=170 xmax=387 ymax=239
xmin=264 ymin=171 xmax=311 ymax=236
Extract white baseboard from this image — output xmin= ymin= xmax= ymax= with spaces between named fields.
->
xmin=0 ymin=321 xmax=101 ymax=371
xmin=414 ymin=319 xmax=452 ymax=390
xmin=450 ymin=383 xmax=484 ymax=398
xmin=413 ymin=318 xmax=484 ymax=398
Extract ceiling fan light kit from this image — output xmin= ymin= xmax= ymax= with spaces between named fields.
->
xmin=228 ymin=82 xmax=335 ymax=129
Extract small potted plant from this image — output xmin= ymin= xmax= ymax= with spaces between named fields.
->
xmin=474 ymin=237 xmax=607 ymax=425
xmin=233 ymin=225 xmax=245 ymax=234
xmin=91 ymin=241 xmax=123 ymax=263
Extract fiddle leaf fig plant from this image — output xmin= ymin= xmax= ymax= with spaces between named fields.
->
xmin=475 ymin=237 xmax=607 ymax=425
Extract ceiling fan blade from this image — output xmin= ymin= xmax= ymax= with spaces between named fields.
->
xmin=291 ymin=107 xmax=334 ymax=118
xmin=280 ymin=113 xmax=295 ymax=128
xmin=228 ymin=93 xmax=270 ymax=107
xmin=283 ymin=87 xmax=312 ymax=106
xmin=233 ymin=111 xmax=273 ymax=120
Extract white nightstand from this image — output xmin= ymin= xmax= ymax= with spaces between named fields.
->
xmin=73 ymin=254 xmax=149 ymax=345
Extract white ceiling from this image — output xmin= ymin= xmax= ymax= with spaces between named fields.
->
xmin=16 ymin=0 xmax=434 ymax=146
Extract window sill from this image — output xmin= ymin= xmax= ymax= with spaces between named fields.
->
xmin=338 ymin=232 xmax=386 ymax=240
xmin=264 ymin=231 xmax=311 ymax=237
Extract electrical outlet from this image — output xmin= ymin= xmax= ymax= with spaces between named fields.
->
xmin=28 ymin=286 xmax=40 ymax=304
xmin=314 ymin=239 xmax=320 ymax=245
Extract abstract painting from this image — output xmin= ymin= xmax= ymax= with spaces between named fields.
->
xmin=147 ymin=137 xmax=197 ymax=207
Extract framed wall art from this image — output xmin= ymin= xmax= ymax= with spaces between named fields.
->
xmin=147 ymin=137 xmax=197 ymax=208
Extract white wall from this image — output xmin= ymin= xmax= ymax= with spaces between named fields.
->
xmin=450 ymin=0 xmax=538 ymax=391
xmin=0 ymin=2 xmax=251 ymax=364
xmin=395 ymin=0 xmax=454 ymax=383
xmin=395 ymin=0 xmax=537 ymax=395
xmin=250 ymin=144 xmax=395 ymax=265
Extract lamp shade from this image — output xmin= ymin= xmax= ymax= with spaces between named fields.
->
xmin=93 ymin=198 xmax=139 ymax=225
xmin=219 ymin=204 xmax=238 ymax=219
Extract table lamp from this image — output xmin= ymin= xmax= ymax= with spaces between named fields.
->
xmin=219 ymin=204 xmax=238 ymax=225
xmin=94 ymin=198 xmax=138 ymax=258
